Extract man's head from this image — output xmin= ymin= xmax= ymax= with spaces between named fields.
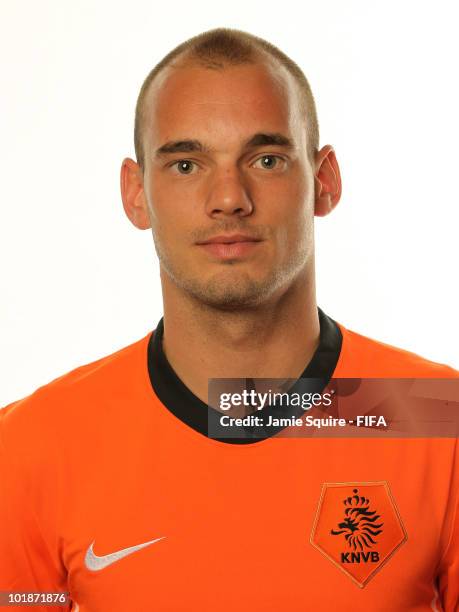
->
xmin=121 ymin=28 xmax=341 ymax=310
xmin=134 ymin=28 xmax=320 ymax=173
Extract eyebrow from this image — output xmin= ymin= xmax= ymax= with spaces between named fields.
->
xmin=244 ymin=132 xmax=294 ymax=149
xmin=155 ymin=132 xmax=294 ymax=157
xmin=156 ymin=140 xmax=208 ymax=156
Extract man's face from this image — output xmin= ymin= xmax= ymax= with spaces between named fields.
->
xmin=141 ymin=59 xmax=316 ymax=309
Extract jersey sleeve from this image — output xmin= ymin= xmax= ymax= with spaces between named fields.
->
xmin=437 ymin=505 xmax=459 ymax=611
xmin=0 ymin=402 xmax=71 ymax=611
xmin=437 ymin=440 xmax=459 ymax=611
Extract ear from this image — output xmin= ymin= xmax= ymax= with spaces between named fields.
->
xmin=120 ymin=158 xmax=151 ymax=230
xmin=313 ymin=145 xmax=342 ymax=217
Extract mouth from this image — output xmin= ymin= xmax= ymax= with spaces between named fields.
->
xmin=196 ymin=234 xmax=263 ymax=260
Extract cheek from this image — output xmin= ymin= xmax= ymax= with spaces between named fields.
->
xmin=266 ymin=176 xmax=313 ymax=251
xmin=153 ymin=163 xmax=210 ymax=200
xmin=261 ymin=171 xmax=312 ymax=225
xmin=147 ymin=177 xmax=198 ymax=234
xmin=289 ymin=167 xmax=313 ymax=209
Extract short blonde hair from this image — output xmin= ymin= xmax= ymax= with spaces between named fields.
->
xmin=134 ymin=28 xmax=319 ymax=171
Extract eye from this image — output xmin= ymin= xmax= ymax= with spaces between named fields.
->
xmin=171 ymin=159 xmax=197 ymax=175
xmin=252 ymin=155 xmax=286 ymax=170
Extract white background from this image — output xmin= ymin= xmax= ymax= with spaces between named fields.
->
xmin=1 ymin=0 xmax=458 ymax=406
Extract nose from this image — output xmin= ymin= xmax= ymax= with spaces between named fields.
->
xmin=204 ymin=168 xmax=254 ymax=218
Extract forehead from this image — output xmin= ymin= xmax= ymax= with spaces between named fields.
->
xmin=143 ymin=59 xmax=306 ymax=152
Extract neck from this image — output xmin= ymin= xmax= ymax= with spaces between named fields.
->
xmin=159 ymin=266 xmax=320 ymax=405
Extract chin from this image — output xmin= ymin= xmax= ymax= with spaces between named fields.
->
xmin=185 ymin=276 xmax=280 ymax=310
xmin=162 ymin=258 xmax=285 ymax=308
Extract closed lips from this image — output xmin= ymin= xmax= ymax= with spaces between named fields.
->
xmin=198 ymin=235 xmax=261 ymax=244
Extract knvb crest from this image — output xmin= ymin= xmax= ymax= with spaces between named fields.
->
xmin=310 ymin=482 xmax=406 ymax=587
xmin=331 ymin=488 xmax=384 ymax=561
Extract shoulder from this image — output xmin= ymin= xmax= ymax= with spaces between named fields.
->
xmin=0 ymin=331 xmax=153 ymax=445
xmin=335 ymin=320 xmax=459 ymax=377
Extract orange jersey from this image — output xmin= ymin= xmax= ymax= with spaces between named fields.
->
xmin=1 ymin=308 xmax=458 ymax=611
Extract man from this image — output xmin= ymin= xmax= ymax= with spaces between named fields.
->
xmin=1 ymin=28 xmax=458 ymax=611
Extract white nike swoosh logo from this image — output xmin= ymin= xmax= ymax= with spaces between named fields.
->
xmin=84 ymin=536 xmax=165 ymax=571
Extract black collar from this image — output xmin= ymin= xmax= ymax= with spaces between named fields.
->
xmin=147 ymin=307 xmax=342 ymax=444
